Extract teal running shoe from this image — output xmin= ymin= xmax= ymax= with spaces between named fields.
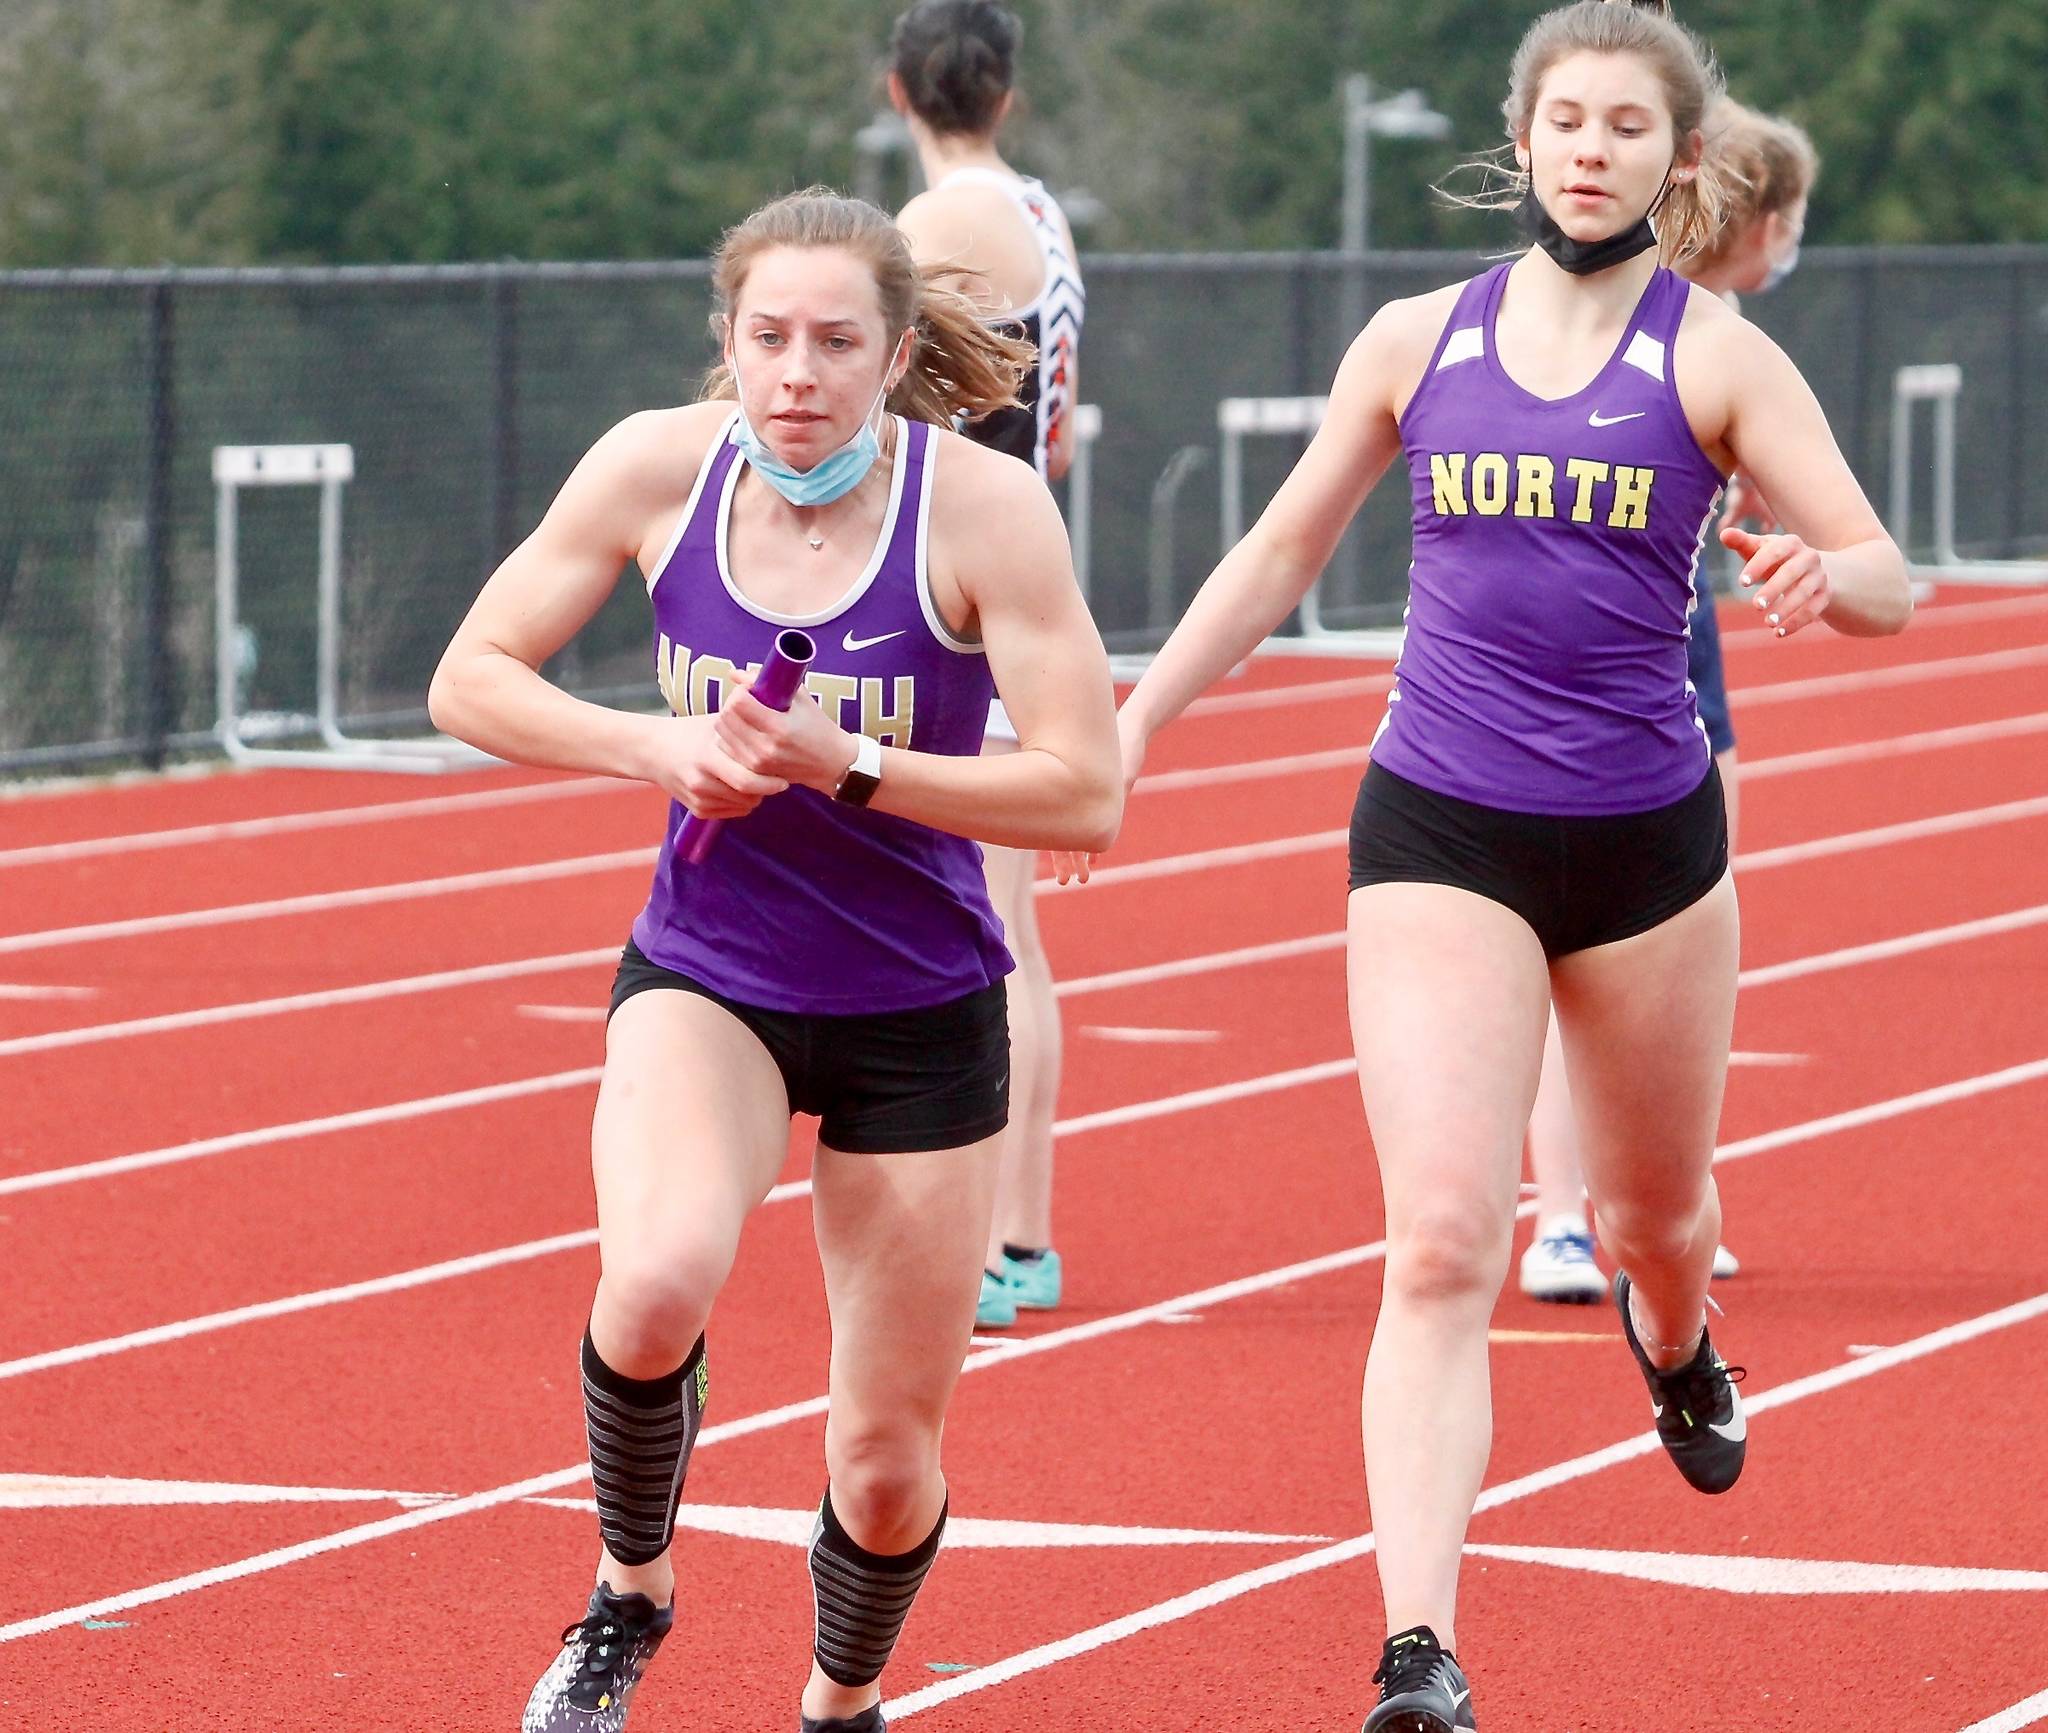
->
xmin=998 ymin=1248 xmax=1063 ymax=1311
xmin=976 ymin=1268 xmax=1017 ymax=1328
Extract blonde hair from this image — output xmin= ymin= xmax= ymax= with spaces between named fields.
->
xmin=1447 ymin=0 xmax=1733 ymax=267
xmin=1690 ymin=96 xmax=1819 ymax=273
xmin=700 ymin=186 xmax=1030 ymax=426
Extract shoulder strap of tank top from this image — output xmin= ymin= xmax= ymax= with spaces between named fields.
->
xmin=1418 ymin=264 xmax=1506 ymax=377
xmin=679 ymin=413 xmax=742 ymax=556
xmin=878 ymin=418 xmax=932 ymax=577
xmin=1606 ymin=267 xmax=1690 ymax=390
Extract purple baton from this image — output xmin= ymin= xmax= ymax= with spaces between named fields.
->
xmin=675 ymin=627 xmax=817 ymax=865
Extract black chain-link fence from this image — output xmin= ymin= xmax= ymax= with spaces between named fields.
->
xmin=4 ymin=246 xmax=2043 ymax=775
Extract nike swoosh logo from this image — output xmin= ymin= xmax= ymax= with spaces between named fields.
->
xmin=1709 ymin=1390 xmax=1747 ymax=1443
xmin=842 ymin=628 xmax=906 ymax=653
xmin=1452 ymin=1688 xmax=1471 ymax=1707
xmin=1588 ymin=409 xmax=1648 ymax=427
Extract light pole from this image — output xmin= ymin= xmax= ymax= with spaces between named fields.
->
xmin=1331 ymin=75 xmax=1450 ymax=628
xmin=1340 ymin=74 xmax=1453 ymax=259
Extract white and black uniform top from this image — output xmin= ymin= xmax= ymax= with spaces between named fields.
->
xmin=935 ymin=167 xmax=1086 ymax=744
xmin=936 ymin=168 xmax=1085 ymax=479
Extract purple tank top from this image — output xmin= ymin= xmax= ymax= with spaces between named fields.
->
xmin=631 ymin=413 xmax=1012 ymax=1013
xmin=1372 ymin=263 xmax=1727 ymax=815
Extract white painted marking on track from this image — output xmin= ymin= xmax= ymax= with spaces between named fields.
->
xmin=1487 ymin=1329 xmax=1613 ymax=1345
xmin=7 ymin=892 xmax=2042 ymax=1201
xmin=1846 ymin=1343 xmax=1890 ymax=1357
xmin=1735 ymin=794 xmax=2048 ymax=871
xmin=526 ymin=1502 xmax=1331 ymax=1551
xmin=0 ymin=1474 xmax=450 ymax=1510
xmin=5 ymin=693 xmax=2039 ymax=963
xmin=0 ymin=947 xmax=617 ymax=1060
xmin=0 ymin=983 xmax=96 ymax=1000
xmin=7 ymin=1075 xmax=2048 ymax=1649
xmin=1739 ymin=710 xmax=2048 ymax=780
xmin=878 ymin=1286 xmax=2048 ymax=1720
xmin=1734 ymin=639 xmax=2048 ymax=707
xmin=1727 ymin=1050 xmax=1810 ymax=1067
xmin=0 ymin=1066 xmax=605 ymax=1198
xmin=0 ymin=776 xmax=621 ymax=870
xmin=1079 ymin=1025 xmax=1223 ymax=1043
xmin=516 ymin=1004 xmax=606 ymax=1022
xmin=1958 ymin=1682 xmax=2048 ymax=1733
xmin=1460 ymin=1544 xmax=2048 ymax=1595
xmin=0 ymin=848 xmax=655 ymax=956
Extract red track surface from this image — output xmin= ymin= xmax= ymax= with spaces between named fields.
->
xmin=5 ymin=586 xmax=2048 ymax=1730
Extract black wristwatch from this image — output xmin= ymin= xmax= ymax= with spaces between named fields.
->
xmin=834 ymin=733 xmax=882 ymax=807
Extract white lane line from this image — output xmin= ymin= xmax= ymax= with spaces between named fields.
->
xmin=880 ymin=1286 xmax=2048 ymax=1720
xmin=1134 ymin=745 xmax=1366 ymax=794
xmin=2 ymin=930 xmax=1349 ymax=1196
xmin=10 ymin=890 xmax=2045 ymax=1201
xmin=18 ymin=787 xmax=2044 ymax=1065
xmin=1734 ymin=640 xmax=2048 ymax=707
xmin=1182 ymin=673 xmax=1393 ymax=716
xmin=5 ymin=1059 xmax=2045 ymax=1647
xmin=0 ymin=947 xmax=618 ymax=1061
xmin=5 ymin=603 xmax=2034 ymax=872
xmin=1458 ymin=1544 xmax=2048 ymax=1596
xmin=517 ymin=1005 xmax=607 ymax=1023
xmin=0 ymin=983 xmax=97 ymax=1000
xmin=0 ymin=1067 xmax=606 ymax=1199
xmin=1135 ymin=710 xmax=2048 ymax=799
xmin=0 ymin=1475 xmax=451 ymax=1510
xmin=1735 ymin=794 xmax=2048 ymax=871
xmin=1719 ymin=591 xmax=2048 ymax=650
xmin=1079 ymin=1026 xmax=1223 ymax=1043
xmin=0 ymin=777 xmax=622 ymax=871
xmin=1959 ymin=1685 xmax=2048 ymax=1733
xmin=0 ymin=848 xmax=656 ymax=957
xmin=0 ymin=1059 xmax=1370 ymax=1383
xmin=1727 ymin=1051 xmax=1809 ymax=1067
xmin=1738 ymin=901 xmax=2048 ymax=988
xmin=10 ymin=691 xmax=2045 ymax=959
xmin=1738 ymin=711 xmax=2048 ymax=780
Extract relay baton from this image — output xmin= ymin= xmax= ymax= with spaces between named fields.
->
xmin=675 ymin=627 xmax=817 ymax=865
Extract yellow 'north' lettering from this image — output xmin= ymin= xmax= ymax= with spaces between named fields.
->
xmin=1565 ymin=457 xmax=1610 ymax=524
xmin=1608 ymin=464 xmax=1655 ymax=529
xmin=656 ymin=634 xmax=689 ymax=717
xmin=1515 ymin=454 xmax=1556 ymax=519
xmin=1430 ymin=453 xmax=1468 ymax=516
xmin=688 ymin=653 xmax=742 ymax=720
xmin=1471 ymin=453 xmax=1510 ymax=516
xmin=861 ymin=675 xmax=915 ymax=749
xmin=804 ymin=671 xmax=859 ymax=731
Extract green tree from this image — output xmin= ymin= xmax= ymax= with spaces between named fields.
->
xmin=0 ymin=0 xmax=268 ymax=267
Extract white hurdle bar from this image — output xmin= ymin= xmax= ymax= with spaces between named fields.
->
xmin=1218 ymin=395 xmax=1404 ymax=656
xmin=214 ymin=443 xmax=492 ymax=772
xmin=1889 ymin=365 xmax=2048 ymax=587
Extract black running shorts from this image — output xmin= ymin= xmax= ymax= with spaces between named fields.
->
xmin=1347 ymin=760 xmax=1728 ymax=958
xmin=608 ymin=939 xmax=1010 ymax=1154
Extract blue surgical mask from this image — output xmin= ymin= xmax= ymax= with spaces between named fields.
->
xmin=1760 ymin=241 xmax=1800 ymax=293
xmin=728 ymin=343 xmax=901 ymax=508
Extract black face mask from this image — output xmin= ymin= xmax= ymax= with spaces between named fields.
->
xmin=1516 ymin=183 xmax=1662 ymax=276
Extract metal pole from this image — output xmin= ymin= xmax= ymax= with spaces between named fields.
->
xmin=214 ymin=479 xmax=240 ymax=753
xmin=490 ymin=268 xmax=520 ymax=564
xmin=317 ymin=474 xmax=346 ymax=744
xmin=1147 ymin=445 xmax=1208 ymax=633
xmin=143 ymin=278 xmax=177 ymax=767
xmin=1341 ymin=74 xmax=1370 ymax=254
